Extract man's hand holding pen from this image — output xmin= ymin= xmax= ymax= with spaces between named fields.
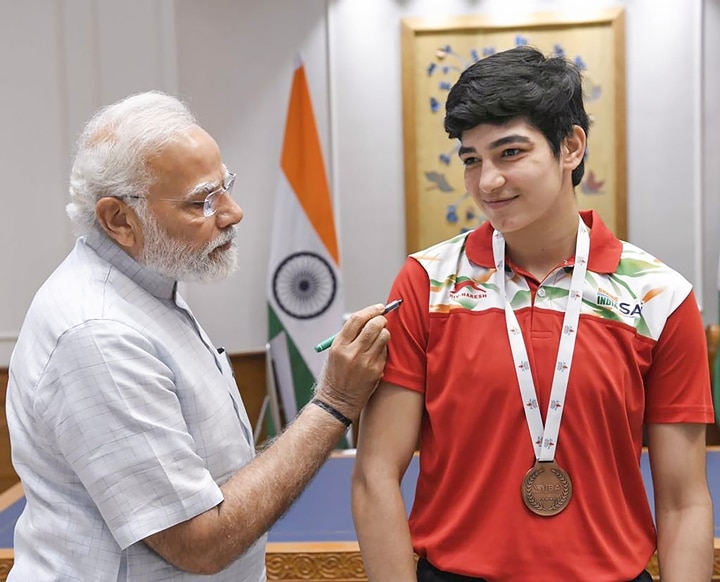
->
xmin=314 ymin=299 xmax=403 ymax=353
xmin=311 ymin=301 xmax=400 ymax=425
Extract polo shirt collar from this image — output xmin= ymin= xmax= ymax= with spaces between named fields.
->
xmin=465 ymin=209 xmax=622 ymax=274
xmin=84 ymin=230 xmax=177 ymax=300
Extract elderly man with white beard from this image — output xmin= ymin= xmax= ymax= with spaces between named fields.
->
xmin=5 ymin=91 xmax=390 ymax=582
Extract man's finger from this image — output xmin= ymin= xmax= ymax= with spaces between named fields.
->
xmin=353 ymin=315 xmax=390 ymax=353
xmin=333 ymin=304 xmax=385 ymax=346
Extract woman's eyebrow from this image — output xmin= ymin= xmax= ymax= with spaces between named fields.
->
xmin=458 ymin=134 xmax=532 ymax=157
xmin=487 ymin=134 xmax=532 ymax=149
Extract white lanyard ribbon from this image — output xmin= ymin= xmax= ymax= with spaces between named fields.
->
xmin=491 ymin=216 xmax=589 ymax=461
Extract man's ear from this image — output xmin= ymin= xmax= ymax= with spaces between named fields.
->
xmin=95 ymin=197 xmax=143 ymax=257
xmin=562 ymin=125 xmax=587 ymax=171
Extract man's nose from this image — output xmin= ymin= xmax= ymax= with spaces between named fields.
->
xmin=215 ymin=194 xmax=244 ymax=227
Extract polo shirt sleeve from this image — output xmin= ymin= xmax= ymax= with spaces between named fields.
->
xmin=34 ymin=319 xmax=224 ymax=550
xmin=383 ymin=257 xmax=430 ymax=393
xmin=644 ymin=290 xmax=714 ymax=423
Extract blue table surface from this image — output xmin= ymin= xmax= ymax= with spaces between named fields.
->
xmin=1 ymin=450 xmax=719 ymax=547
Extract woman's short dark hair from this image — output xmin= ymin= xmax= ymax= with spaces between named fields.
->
xmin=444 ymin=45 xmax=590 ymax=186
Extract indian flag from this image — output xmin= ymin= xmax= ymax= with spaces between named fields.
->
xmin=267 ymin=59 xmax=345 ymax=436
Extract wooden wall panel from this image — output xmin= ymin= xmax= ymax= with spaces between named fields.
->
xmin=0 ymin=544 xmax=720 ymax=580
xmin=0 ymin=369 xmax=15 ymax=492
xmin=230 ymin=351 xmax=269 ymax=444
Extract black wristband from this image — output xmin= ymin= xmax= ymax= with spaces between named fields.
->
xmin=311 ymin=398 xmax=352 ymax=427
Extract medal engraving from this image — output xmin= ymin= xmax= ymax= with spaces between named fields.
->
xmin=521 ymin=460 xmax=573 ymax=516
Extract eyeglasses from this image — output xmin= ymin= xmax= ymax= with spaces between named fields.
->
xmin=121 ymin=172 xmax=237 ymax=218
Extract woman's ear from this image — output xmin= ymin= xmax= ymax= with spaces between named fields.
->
xmin=562 ymin=125 xmax=587 ymax=171
xmin=95 ymin=197 xmax=143 ymax=257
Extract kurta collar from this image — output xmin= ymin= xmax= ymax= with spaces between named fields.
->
xmin=84 ymin=230 xmax=177 ymax=300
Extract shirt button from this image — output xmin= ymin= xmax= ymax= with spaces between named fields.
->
xmin=537 ymin=288 xmax=546 ymax=298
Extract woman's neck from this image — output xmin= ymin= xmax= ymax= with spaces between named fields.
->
xmin=503 ymin=209 xmax=581 ymax=282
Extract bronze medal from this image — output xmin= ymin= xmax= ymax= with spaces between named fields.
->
xmin=521 ymin=460 xmax=573 ymax=516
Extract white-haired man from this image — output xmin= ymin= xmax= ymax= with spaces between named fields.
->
xmin=6 ymin=91 xmax=390 ymax=581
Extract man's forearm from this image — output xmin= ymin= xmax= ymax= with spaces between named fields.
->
xmin=216 ymin=404 xmax=348 ymax=553
xmin=656 ymin=502 xmax=713 ymax=581
xmin=146 ymin=403 xmax=348 ymax=574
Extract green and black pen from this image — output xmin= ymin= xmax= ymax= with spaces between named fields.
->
xmin=313 ymin=298 xmax=403 ymax=353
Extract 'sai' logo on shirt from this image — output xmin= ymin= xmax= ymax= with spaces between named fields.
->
xmin=596 ymin=287 xmax=643 ymax=317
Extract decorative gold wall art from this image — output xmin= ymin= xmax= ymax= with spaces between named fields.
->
xmin=401 ymin=9 xmax=627 ymax=253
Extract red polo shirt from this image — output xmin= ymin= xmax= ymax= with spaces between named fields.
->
xmin=383 ymin=211 xmax=713 ymax=581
